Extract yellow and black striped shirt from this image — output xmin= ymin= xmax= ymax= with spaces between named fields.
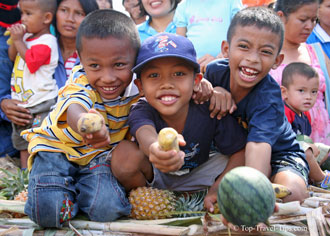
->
xmin=22 ymin=66 xmax=140 ymax=170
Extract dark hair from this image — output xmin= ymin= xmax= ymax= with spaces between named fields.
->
xmin=282 ymin=62 xmax=319 ymax=87
xmin=76 ymin=9 xmax=140 ymax=55
xmin=53 ymin=0 xmax=99 ymax=36
xmin=227 ymin=7 xmax=284 ymax=53
xmin=274 ymin=0 xmax=319 ymax=16
xmin=138 ymin=0 xmax=180 ymax=17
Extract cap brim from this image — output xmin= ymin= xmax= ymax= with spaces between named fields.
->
xmin=132 ymin=54 xmax=200 ymax=74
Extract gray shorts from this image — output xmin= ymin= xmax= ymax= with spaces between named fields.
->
xmin=12 ymin=98 xmax=56 ymax=150
xmin=148 ymin=152 xmax=229 ymax=192
xmin=271 ymin=155 xmax=309 ymax=186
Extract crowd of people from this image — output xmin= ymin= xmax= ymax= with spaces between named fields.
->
xmin=0 ymin=0 xmax=330 ymax=230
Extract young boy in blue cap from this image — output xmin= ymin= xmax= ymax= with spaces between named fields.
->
xmin=110 ymin=32 xmax=247 ymax=212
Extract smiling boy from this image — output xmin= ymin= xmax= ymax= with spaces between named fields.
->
xmin=110 ymin=32 xmax=247 ymax=212
xmin=205 ymin=7 xmax=309 ymax=203
xmin=21 ymin=9 xmax=142 ymax=227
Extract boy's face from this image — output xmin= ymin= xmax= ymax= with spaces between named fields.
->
xmin=135 ymin=57 xmax=202 ymax=120
xmin=222 ymin=25 xmax=283 ymax=98
xmin=281 ymin=74 xmax=319 ymax=114
xmin=19 ymin=0 xmax=52 ymax=36
xmin=79 ymin=36 xmax=137 ymax=100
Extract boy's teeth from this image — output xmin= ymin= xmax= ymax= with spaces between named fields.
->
xmin=245 ymin=68 xmax=257 ymax=74
xmin=242 ymin=67 xmax=258 ymax=75
xmin=103 ymin=87 xmax=116 ymax=91
xmin=161 ymin=96 xmax=175 ymax=102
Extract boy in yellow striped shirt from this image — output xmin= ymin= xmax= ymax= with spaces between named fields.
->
xmin=21 ymin=9 xmax=143 ymax=228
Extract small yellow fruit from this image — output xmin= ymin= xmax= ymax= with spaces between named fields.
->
xmin=5 ymin=24 xmax=26 ymax=45
xmin=272 ymin=183 xmax=292 ymax=198
xmin=77 ymin=113 xmax=103 ymax=134
xmin=158 ymin=127 xmax=180 ymax=151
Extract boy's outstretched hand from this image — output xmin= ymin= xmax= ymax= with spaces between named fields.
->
xmin=149 ymin=135 xmax=186 ymax=173
xmin=78 ymin=109 xmax=110 ymax=149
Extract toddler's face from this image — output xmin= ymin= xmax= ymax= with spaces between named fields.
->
xmin=136 ymin=57 xmax=200 ymax=120
xmin=79 ymin=36 xmax=137 ymax=100
xmin=19 ymin=0 xmax=49 ymax=36
xmin=282 ymin=74 xmax=319 ymax=114
xmin=221 ymin=25 xmax=283 ymax=99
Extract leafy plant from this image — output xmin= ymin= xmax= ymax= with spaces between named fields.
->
xmin=0 ymin=168 xmax=29 ymax=200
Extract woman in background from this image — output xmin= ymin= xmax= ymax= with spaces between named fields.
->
xmin=270 ymin=0 xmax=330 ymax=145
xmin=137 ymin=0 xmax=180 ymax=43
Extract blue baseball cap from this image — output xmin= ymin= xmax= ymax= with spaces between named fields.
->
xmin=132 ymin=32 xmax=200 ymax=74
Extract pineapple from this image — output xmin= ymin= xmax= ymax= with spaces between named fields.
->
xmin=0 ymin=168 xmax=29 ymax=200
xmin=129 ymin=187 xmax=214 ymax=220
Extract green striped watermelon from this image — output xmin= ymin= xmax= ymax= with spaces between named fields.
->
xmin=217 ymin=166 xmax=275 ymax=227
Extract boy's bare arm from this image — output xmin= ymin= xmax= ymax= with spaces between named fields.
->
xmin=245 ymin=141 xmax=272 ymax=177
xmin=136 ymin=125 xmax=185 ymax=173
xmin=204 ymin=148 xmax=245 ymax=212
xmin=135 ymin=125 xmax=158 ymax=156
xmin=67 ymin=103 xmax=110 ymax=148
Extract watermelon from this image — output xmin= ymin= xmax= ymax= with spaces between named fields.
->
xmin=217 ymin=166 xmax=275 ymax=227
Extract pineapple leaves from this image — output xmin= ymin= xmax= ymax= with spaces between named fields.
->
xmin=0 ymin=168 xmax=29 ymax=200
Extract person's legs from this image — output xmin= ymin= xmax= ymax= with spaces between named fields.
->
xmin=76 ymin=151 xmax=131 ymax=221
xmin=151 ymin=152 xmax=229 ymax=191
xmin=111 ymin=140 xmax=152 ymax=191
xmin=271 ymin=156 xmax=309 ymax=202
xmin=272 ymin=170 xmax=308 ymax=202
xmin=305 ymin=148 xmax=326 ymax=183
xmin=24 ymin=152 xmax=79 ymax=228
xmin=11 ymin=123 xmax=29 ymax=169
xmin=19 ymin=150 xmax=29 ymax=169
xmin=0 ymin=27 xmax=18 ymax=158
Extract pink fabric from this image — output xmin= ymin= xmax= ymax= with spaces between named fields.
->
xmin=269 ymin=43 xmax=330 ymax=145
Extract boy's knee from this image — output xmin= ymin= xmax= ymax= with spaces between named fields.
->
xmin=85 ymin=177 xmax=131 ymax=222
xmin=25 ymin=175 xmax=78 ymax=228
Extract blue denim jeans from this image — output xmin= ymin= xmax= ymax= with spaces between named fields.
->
xmin=0 ymin=27 xmax=18 ymax=157
xmin=24 ymin=151 xmax=131 ymax=228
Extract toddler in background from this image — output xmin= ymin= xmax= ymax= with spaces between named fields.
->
xmin=7 ymin=0 xmax=58 ymax=169
xmin=281 ymin=62 xmax=330 ymax=189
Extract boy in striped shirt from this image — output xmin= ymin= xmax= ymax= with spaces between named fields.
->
xmin=21 ymin=10 xmax=142 ymax=228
